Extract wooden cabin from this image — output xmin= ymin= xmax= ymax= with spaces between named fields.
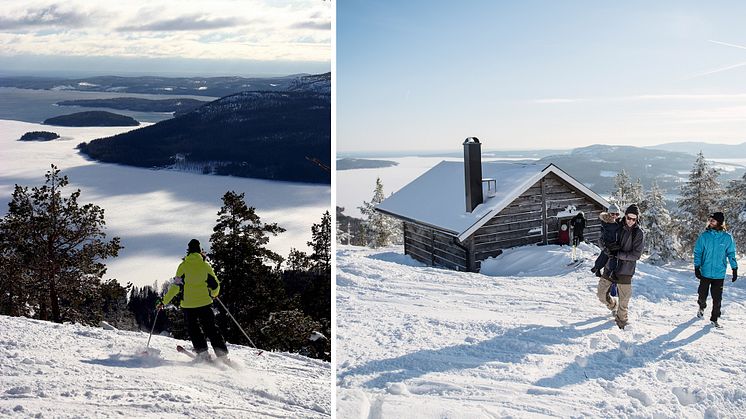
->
xmin=375 ymin=138 xmax=610 ymax=272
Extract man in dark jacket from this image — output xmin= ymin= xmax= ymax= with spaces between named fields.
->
xmin=694 ymin=212 xmax=738 ymax=328
xmin=596 ymin=204 xmax=645 ymax=329
xmin=571 ymin=211 xmax=586 ymax=246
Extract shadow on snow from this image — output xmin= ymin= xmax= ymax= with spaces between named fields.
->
xmin=339 ymin=317 xmax=710 ymax=390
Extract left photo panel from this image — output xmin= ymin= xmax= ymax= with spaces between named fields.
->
xmin=0 ymin=0 xmax=331 ymax=417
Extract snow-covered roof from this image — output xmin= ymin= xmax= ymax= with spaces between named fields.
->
xmin=376 ymin=161 xmax=609 ymax=242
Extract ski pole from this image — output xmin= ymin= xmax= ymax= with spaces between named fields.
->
xmin=145 ymin=308 xmax=161 ymax=353
xmin=214 ymin=296 xmax=259 ymax=351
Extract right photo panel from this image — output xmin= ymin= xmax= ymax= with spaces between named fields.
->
xmin=336 ymin=2 xmax=745 ymax=417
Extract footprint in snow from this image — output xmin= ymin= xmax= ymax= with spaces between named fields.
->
xmin=574 ymin=355 xmax=588 ymax=368
xmin=386 ymin=383 xmax=409 ymax=395
xmin=626 ymin=388 xmax=654 ymax=406
xmin=672 ymin=387 xmax=705 ymax=406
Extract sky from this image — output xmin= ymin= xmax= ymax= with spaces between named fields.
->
xmin=338 ymin=1 xmax=746 ymax=153
xmin=0 ymin=0 xmax=331 ymax=77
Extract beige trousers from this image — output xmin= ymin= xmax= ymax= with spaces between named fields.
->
xmin=597 ymin=278 xmax=632 ymax=323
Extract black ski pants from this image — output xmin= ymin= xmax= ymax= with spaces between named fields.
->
xmin=183 ymin=305 xmax=228 ymax=356
xmin=697 ymin=278 xmax=724 ymax=322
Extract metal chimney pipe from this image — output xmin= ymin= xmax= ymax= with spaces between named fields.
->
xmin=463 ymin=137 xmax=483 ymax=212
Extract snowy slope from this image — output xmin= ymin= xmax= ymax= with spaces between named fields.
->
xmin=0 ymin=314 xmax=330 ymax=418
xmin=0 ymin=119 xmax=331 ymax=288
xmin=336 ymin=244 xmax=746 ymax=418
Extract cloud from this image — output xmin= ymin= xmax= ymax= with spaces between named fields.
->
xmin=290 ymin=20 xmax=331 ymax=31
xmin=0 ymin=0 xmax=332 ymax=64
xmin=530 ymin=93 xmax=746 ymax=104
xmin=530 ymin=98 xmax=584 ymax=104
xmin=117 ymin=15 xmax=248 ymax=32
xmin=0 ymin=3 xmax=93 ymax=30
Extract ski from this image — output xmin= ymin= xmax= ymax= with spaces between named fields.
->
xmin=566 ymin=258 xmax=584 ymax=268
xmin=176 ymin=344 xmax=197 ymax=359
xmin=176 ymin=345 xmax=243 ymax=369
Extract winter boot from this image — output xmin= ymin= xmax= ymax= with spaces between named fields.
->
xmin=216 ymin=355 xmax=234 ymax=367
xmin=697 ymin=308 xmax=704 ymax=318
xmin=711 ymin=320 xmax=723 ymax=329
xmin=194 ymin=350 xmax=212 ymax=363
xmin=615 ymin=316 xmax=627 ymax=330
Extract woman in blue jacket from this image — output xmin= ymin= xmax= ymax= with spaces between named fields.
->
xmin=693 ymin=212 xmax=738 ymax=328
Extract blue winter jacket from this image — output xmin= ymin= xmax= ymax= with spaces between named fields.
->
xmin=693 ymin=228 xmax=738 ymax=280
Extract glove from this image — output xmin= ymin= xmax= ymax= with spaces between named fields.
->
xmin=155 ymin=297 xmax=164 ymax=310
xmin=733 ymin=268 xmax=738 ymax=282
xmin=694 ymin=266 xmax=703 ymax=280
xmin=607 ymin=242 xmax=622 ymax=252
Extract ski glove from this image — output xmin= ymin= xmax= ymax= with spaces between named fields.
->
xmin=733 ymin=268 xmax=738 ymax=283
xmin=695 ymin=266 xmax=703 ymax=280
xmin=155 ymin=297 xmax=164 ymax=309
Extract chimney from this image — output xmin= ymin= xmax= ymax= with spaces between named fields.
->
xmin=463 ymin=137 xmax=483 ymax=212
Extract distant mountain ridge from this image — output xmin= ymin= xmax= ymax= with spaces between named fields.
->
xmin=0 ymin=72 xmax=332 ymax=98
xmin=78 ymin=90 xmax=331 ymax=184
xmin=646 ymin=141 xmax=746 ymax=158
xmin=537 ymin=144 xmax=745 ymax=197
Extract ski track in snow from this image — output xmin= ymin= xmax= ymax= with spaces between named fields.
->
xmin=0 ymin=315 xmax=330 ymax=418
xmin=336 ymin=244 xmax=746 ymax=418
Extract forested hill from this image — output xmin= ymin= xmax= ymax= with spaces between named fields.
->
xmin=78 ymin=90 xmax=331 ymax=184
xmin=0 ymin=72 xmax=331 ymax=97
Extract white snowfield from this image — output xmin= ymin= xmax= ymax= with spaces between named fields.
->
xmin=336 ymin=243 xmax=746 ymax=418
xmin=0 ymin=119 xmax=331 ymax=288
xmin=0 ymin=314 xmax=331 ymax=418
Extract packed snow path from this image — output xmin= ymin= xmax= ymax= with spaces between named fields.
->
xmin=336 ymin=244 xmax=746 ymax=418
xmin=0 ymin=315 xmax=330 ymax=418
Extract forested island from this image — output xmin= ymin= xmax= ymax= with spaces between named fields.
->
xmin=44 ymin=111 xmax=140 ymax=127
xmin=19 ymin=131 xmax=60 ymax=141
xmin=57 ymin=97 xmax=207 ymax=116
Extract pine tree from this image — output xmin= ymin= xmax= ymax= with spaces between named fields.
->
xmin=359 ymin=177 xmax=399 ymax=248
xmin=676 ymin=152 xmax=724 ymax=256
xmin=610 ymin=170 xmax=634 ymax=208
xmin=0 ymin=165 xmax=121 ymax=324
xmin=209 ymin=191 xmax=287 ymax=347
xmin=286 ymin=248 xmax=311 ymax=271
xmin=643 ymin=181 xmax=679 ymax=263
xmin=308 ymin=211 xmax=331 ymax=273
xmin=721 ymin=172 xmax=746 ymax=255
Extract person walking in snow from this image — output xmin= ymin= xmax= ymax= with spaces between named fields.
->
xmin=591 ymin=204 xmax=622 ymax=278
xmin=693 ymin=212 xmax=738 ymax=328
xmin=596 ymin=204 xmax=644 ymax=330
xmin=571 ymin=211 xmax=586 ymax=246
xmin=157 ymin=239 xmax=228 ymax=361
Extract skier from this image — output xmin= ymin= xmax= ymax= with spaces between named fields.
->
xmin=571 ymin=211 xmax=586 ymax=246
xmin=693 ymin=212 xmax=738 ymax=328
xmin=591 ymin=204 xmax=622 ymax=278
xmin=596 ymin=204 xmax=644 ymax=329
xmin=157 ymin=239 xmax=229 ymax=361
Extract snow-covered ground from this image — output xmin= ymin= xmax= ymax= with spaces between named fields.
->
xmin=336 ymin=243 xmax=746 ymax=418
xmin=0 ymin=119 xmax=331 ymax=288
xmin=0 ymin=314 xmax=330 ymax=418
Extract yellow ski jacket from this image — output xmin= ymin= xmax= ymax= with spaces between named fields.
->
xmin=163 ymin=252 xmax=220 ymax=308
